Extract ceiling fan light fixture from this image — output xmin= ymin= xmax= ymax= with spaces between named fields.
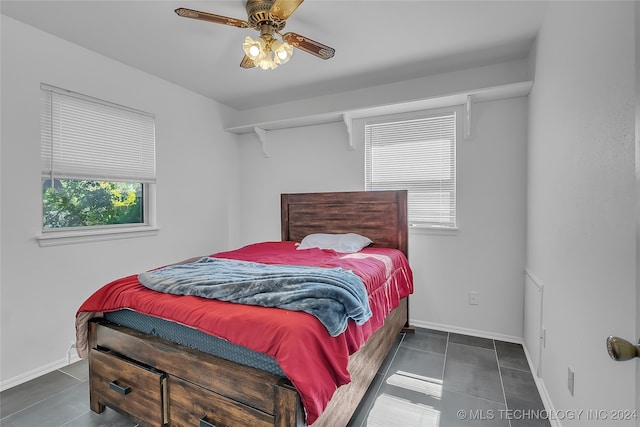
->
xmin=258 ymin=58 xmax=277 ymax=70
xmin=176 ymin=2 xmax=335 ymax=70
xmin=243 ymin=33 xmax=291 ymax=70
xmin=272 ymin=39 xmax=293 ymax=65
xmin=243 ymin=36 xmax=266 ymax=61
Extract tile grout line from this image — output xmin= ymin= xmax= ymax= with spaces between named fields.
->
xmin=446 ymin=334 xmax=517 ymax=421
xmin=0 ymin=379 xmax=84 ymax=422
xmin=443 ymin=387 xmax=516 ymax=407
xmin=441 ymin=332 xmax=450 ymax=383
xmin=59 ymin=410 xmax=141 ymax=427
xmin=441 ymin=333 xmax=449 ymax=426
xmin=499 ymin=364 xmax=534 ymax=374
xmin=58 ymin=410 xmax=89 ymax=427
xmin=355 ymin=333 xmax=407 ymax=427
xmin=57 ymin=369 xmax=87 ymax=383
xmin=493 ymin=339 xmax=513 ymax=427
xmin=447 ymin=340 xmax=494 ymax=352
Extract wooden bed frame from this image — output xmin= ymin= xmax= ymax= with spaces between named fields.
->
xmin=88 ymin=190 xmax=409 ymax=427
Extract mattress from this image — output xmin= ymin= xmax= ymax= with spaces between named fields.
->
xmin=104 ymin=309 xmax=285 ymax=376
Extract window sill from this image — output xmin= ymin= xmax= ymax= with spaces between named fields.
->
xmin=37 ymin=226 xmax=159 ymax=247
xmin=409 ymin=225 xmax=459 ymax=236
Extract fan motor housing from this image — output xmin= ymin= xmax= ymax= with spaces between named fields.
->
xmin=246 ymin=0 xmax=286 ymax=31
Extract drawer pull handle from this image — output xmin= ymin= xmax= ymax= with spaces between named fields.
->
xmin=199 ymin=416 xmax=217 ymax=427
xmin=108 ymin=381 xmax=132 ymax=395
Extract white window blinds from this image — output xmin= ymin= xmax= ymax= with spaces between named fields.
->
xmin=40 ymin=84 xmax=156 ymax=183
xmin=365 ymin=112 xmax=456 ymax=228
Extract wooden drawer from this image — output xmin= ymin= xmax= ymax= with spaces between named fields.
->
xmin=168 ymin=376 xmax=273 ymax=427
xmin=89 ymin=349 xmax=167 ymax=426
xmin=92 ymin=319 xmax=282 ymax=415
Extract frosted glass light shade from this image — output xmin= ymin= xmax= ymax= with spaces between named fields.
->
xmin=272 ymin=40 xmax=293 ymax=65
xmin=243 ymin=36 xmax=266 ymax=60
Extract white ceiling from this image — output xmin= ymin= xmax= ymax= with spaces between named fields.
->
xmin=1 ymin=0 xmax=548 ymax=111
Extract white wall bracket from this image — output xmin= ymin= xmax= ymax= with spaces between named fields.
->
xmin=343 ymin=113 xmax=355 ymax=150
xmin=254 ymin=127 xmax=269 ymax=158
xmin=464 ymin=94 xmax=472 ymax=140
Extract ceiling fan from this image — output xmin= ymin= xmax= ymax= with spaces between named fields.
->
xmin=175 ymin=0 xmax=336 ymax=70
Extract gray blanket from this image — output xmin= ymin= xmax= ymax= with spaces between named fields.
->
xmin=138 ymin=257 xmax=372 ymax=336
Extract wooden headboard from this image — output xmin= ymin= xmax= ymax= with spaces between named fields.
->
xmin=280 ymin=190 xmax=408 ymax=257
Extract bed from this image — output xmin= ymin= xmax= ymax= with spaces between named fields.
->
xmin=75 ymin=190 xmax=413 ymax=427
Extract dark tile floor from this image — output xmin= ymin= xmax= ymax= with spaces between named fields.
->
xmin=347 ymin=329 xmax=550 ymax=427
xmin=0 ymin=329 xmax=550 ymax=427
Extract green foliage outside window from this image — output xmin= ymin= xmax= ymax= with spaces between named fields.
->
xmin=42 ymin=179 xmax=143 ymax=229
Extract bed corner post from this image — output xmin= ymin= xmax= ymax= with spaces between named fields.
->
xmin=396 ymin=190 xmax=409 ymax=258
xmin=87 ymin=320 xmax=106 ymax=415
xmin=396 ymin=190 xmax=415 ymax=334
xmin=281 ymin=194 xmax=291 ymax=242
xmin=274 ymin=379 xmax=305 ymax=427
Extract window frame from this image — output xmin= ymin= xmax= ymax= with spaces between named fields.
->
xmin=38 ymin=181 xmax=158 ymax=247
xmin=360 ymin=105 xmax=461 ymax=232
xmin=38 ymin=84 xmax=158 ymax=246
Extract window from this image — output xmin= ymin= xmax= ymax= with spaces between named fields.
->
xmin=40 ymin=84 xmax=156 ymax=235
xmin=365 ymin=110 xmax=457 ymax=229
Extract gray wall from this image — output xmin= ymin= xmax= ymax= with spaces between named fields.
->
xmin=526 ymin=2 xmax=637 ymax=424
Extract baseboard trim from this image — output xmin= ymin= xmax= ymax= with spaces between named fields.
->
xmin=522 ymin=344 xmax=562 ymax=427
xmin=410 ymin=319 xmax=523 ymax=344
xmin=0 ymin=353 xmax=81 ymax=392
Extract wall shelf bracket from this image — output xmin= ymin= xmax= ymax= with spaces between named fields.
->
xmin=464 ymin=94 xmax=472 ymax=140
xmin=343 ymin=113 xmax=355 ymax=150
xmin=254 ymin=127 xmax=269 ymax=158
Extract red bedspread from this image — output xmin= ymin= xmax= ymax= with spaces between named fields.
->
xmin=76 ymin=241 xmax=413 ymax=424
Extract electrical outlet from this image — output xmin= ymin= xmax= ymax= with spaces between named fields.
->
xmin=567 ymin=366 xmax=575 ymax=396
xmin=67 ymin=341 xmax=77 ymax=364
xmin=469 ymin=291 xmax=479 ymax=305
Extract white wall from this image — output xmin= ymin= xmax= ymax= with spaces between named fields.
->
xmin=235 ymin=94 xmax=527 ymax=341
xmin=411 ymin=98 xmax=527 ymax=339
xmin=0 ymin=15 xmax=240 ymax=388
xmin=526 ymin=2 xmax=636 ymax=425
xmin=225 ymin=58 xmax=531 ymax=131
xmin=234 ymin=122 xmax=363 ymax=246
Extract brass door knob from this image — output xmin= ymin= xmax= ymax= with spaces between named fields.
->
xmin=606 ymin=336 xmax=640 ymax=361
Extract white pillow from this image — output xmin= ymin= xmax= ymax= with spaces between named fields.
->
xmin=297 ymin=233 xmax=372 ymax=253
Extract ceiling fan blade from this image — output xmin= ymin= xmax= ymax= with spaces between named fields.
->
xmin=175 ymin=8 xmax=249 ymax=28
xmin=240 ymin=55 xmax=257 ymax=69
xmin=270 ymin=0 xmax=304 ymax=20
xmin=283 ymin=32 xmax=335 ymax=60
